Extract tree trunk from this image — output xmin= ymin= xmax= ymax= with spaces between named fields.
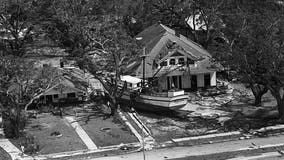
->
xmin=269 ymin=86 xmax=284 ymax=120
xmin=250 ymin=84 xmax=268 ymax=106
xmin=108 ymin=96 xmax=118 ymax=116
xmin=276 ymin=98 xmax=284 ymax=120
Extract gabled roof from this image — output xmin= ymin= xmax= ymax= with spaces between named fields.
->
xmin=126 ymin=24 xmax=217 ymax=77
xmin=135 ymin=23 xmax=211 ymax=58
xmin=42 ymin=82 xmax=86 ymax=96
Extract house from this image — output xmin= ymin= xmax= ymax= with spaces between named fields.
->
xmin=37 ymin=78 xmax=87 ymax=104
xmin=124 ymin=24 xmax=220 ymax=92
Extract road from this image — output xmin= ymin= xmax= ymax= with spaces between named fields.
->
xmin=89 ymin=134 xmax=284 ymax=160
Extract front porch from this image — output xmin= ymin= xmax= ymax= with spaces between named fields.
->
xmin=154 ymin=72 xmax=217 ymax=92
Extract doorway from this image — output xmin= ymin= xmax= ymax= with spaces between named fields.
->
xmin=204 ymin=74 xmax=211 ymax=88
xmin=191 ymin=75 xmax=197 ymax=90
xmin=46 ymin=95 xmax=53 ymax=103
xmin=167 ymin=76 xmax=182 ymax=90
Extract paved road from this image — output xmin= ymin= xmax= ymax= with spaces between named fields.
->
xmin=228 ymin=151 xmax=284 ymax=160
xmin=90 ymin=134 xmax=284 ymax=160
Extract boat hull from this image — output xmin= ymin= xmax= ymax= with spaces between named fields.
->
xmin=119 ymin=92 xmax=188 ymax=112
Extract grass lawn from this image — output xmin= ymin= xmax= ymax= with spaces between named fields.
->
xmin=11 ymin=113 xmax=87 ymax=155
xmin=0 ymin=147 xmax=11 ymax=160
xmin=67 ymin=105 xmax=138 ymax=147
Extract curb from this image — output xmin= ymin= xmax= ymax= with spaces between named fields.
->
xmin=155 ymin=131 xmax=242 ymax=148
xmin=154 ymin=124 xmax=284 ymax=148
xmin=117 ymin=109 xmax=143 ymax=142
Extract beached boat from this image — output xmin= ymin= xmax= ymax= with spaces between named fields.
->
xmin=119 ymin=76 xmax=188 ymax=112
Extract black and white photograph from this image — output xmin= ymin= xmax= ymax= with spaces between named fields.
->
xmin=0 ymin=0 xmax=283 ymax=159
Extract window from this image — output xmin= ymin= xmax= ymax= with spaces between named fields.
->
xmin=67 ymin=93 xmax=76 ymax=98
xmin=160 ymin=61 xmax=167 ymax=66
xmin=169 ymin=59 xmax=176 ymax=65
xmin=129 ymin=83 xmax=132 ymax=87
xmin=53 ymin=94 xmax=59 ymax=99
xmin=178 ymin=58 xmax=185 ymax=65
xmin=187 ymin=58 xmax=195 ymax=65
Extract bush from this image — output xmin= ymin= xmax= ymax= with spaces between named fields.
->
xmin=20 ymin=135 xmax=40 ymax=155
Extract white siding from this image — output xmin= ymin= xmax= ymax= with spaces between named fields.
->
xmin=182 ymin=75 xmax=191 ymax=88
xmin=158 ymin=76 xmax=168 ymax=91
xmin=197 ymin=74 xmax=204 ymax=87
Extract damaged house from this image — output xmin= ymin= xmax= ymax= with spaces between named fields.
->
xmin=124 ymin=24 xmax=221 ymax=92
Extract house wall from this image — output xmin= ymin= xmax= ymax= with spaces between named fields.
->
xmin=39 ymin=91 xmax=88 ymax=104
xmin=197 ymin=74 xmax=204 ymax=87
xmin=182 ymin=74 xmax=191 ymax=89
xmin=158 ymin=76 xmax=168 ymax=91
xmin=157 ymin=72 xmax=217 ymax=91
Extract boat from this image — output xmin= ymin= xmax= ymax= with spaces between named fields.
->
xmin=118 ymin=44 xmax=188 ymax=112
xmin=119 ymin=75 xmax=188 ymax=112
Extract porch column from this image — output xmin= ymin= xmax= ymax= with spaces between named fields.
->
xmin=210 ymin=72 xmax=217 ymax=86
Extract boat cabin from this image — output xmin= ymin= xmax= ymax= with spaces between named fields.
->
xmin=120 ymin=75 xmax=144 ymax=90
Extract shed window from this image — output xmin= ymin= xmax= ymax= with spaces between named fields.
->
xmin=169 ymin=59 xmax=176 ymax=65
xmin=178 ymin=58 xmax=185 ymax=65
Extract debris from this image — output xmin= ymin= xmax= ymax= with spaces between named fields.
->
xmin=239 ymin=137 xmax=245 ymax=140
xmin=118 ymin=143 xmax=129 ymax=150
xmin=100 ymin=127 xmax=111 ymax=132
xmin=50 ymin=131 xmax=62 ymax=137
xmin=277 ymin=150 xmax=284 ymax=156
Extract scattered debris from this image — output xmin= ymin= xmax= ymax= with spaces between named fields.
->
xmin=118 ymin=143 xmax=129 ymax=150
xmin=100 ymin=127 xmax=111 ymax=132
xmin=50 ymin=131 xmax=62 ymax=137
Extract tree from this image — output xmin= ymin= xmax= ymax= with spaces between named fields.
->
xmin=123 ymin=0 xmax=226 ymax=49
xmin=210 ymin=0 xmax=284 ymax=113
xmin=0 ymin=0 xmax=63 ymax=137
xmin=44 ymin=0 xmax=140 ymax=116
xmin=0 ymin=0 xmax=41 ymax=56
xmin=0 ymin=56 xmax=60 ymax=137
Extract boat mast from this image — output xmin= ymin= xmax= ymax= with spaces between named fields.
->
xmin=142 ymin=47 xmax=146 ymax=88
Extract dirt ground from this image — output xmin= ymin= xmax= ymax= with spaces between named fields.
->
xmin=138 ymin=82 xmax=280 ymax=142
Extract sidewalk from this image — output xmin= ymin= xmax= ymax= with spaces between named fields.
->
xmin=65 ymin=116 xmax=98 ymax=150
xmin=0 ymin=139 xmax=32 ymax=160
xmin=90 ymin=134 xmax=284 ymax=160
